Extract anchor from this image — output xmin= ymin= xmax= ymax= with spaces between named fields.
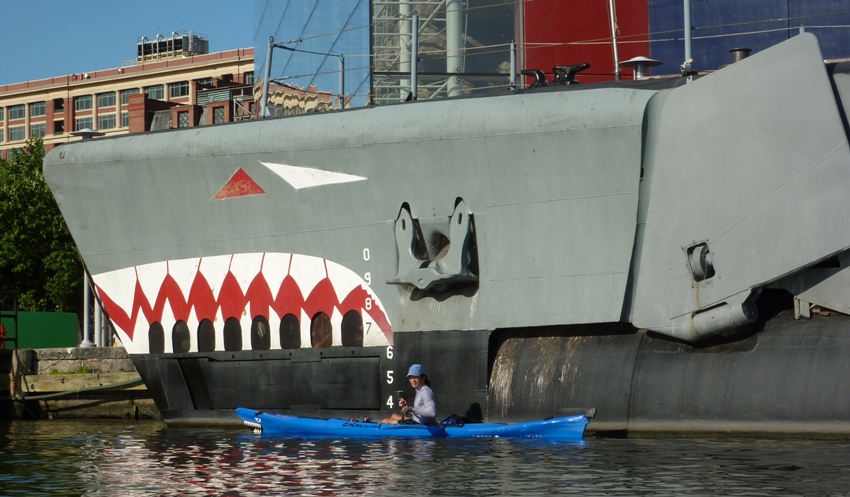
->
xmin=389 ymin=200 xmax=478 ymax=292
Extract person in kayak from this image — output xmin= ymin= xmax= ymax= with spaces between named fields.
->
xmin=380 ymin=364 xmax=437 ymax=425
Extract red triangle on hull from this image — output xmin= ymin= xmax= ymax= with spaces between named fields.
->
xmin=212 ymin=168 xmax=265 ymax=199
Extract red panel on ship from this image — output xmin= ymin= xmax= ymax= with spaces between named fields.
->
xmin=522 ymin=0 xmax=649 ymax=84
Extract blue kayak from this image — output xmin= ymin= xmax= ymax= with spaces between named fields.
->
xmin=235 ymin=407 xmax=588 ymax=441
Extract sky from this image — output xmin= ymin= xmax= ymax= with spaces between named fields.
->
xmin=0 ymin=1 xmax=256 ymax=86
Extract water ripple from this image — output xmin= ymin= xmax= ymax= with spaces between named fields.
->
xmin=2 ymin=420 xmax=850 ymax=496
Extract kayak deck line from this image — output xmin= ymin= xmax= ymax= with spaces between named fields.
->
xmin=235 ymin=407 xmax=589 ymax=440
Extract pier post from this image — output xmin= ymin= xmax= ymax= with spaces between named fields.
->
xmin=261 ymin=36 xmax=274 ymax=118
xmin=510 ymin=41 xmax=516 ymax=91
xmin=338 ymin=55 xmax=345 ymax=109
xmin=80 ymin=272 xmax=94 ymax=347
xmin=607 ymin=0 xmax=621 ymax=80
xmin=94 ymin=300 xmax=102 ymax=347
xmin=446 ymin=0 xmax=463 ymax=96
xmin=682 ymin=0 xmax=693 ymax=72
xmin=399 ymin=0 xmax=411 ymax=101
xmin=411 ymin=14 xmax=419 ymax=100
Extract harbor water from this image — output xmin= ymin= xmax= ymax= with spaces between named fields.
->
xmin=2 ymin=419 xmax=850 ymax=496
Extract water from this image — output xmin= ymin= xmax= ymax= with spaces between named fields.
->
xmin=2 ymin=420 xmax=850 ymax=496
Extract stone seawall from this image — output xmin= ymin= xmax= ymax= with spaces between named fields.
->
xmin=1 ymin=347 xmax=159 ymax=420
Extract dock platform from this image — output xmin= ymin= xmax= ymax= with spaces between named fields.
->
xmin=1 ymin=347 xmax=158 ymax=420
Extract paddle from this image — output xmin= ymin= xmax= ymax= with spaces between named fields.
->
xmin=396 ymin=390 xmax=413 ymax=421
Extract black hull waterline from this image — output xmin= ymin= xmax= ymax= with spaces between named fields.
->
xmin=134 ymin=311 xmax=850 ymax=437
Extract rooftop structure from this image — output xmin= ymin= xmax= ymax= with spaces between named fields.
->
xmin=135 ymin=31 xmax=210 ymax=64
xmin=0 ymin=44 xmax=254 ymax=160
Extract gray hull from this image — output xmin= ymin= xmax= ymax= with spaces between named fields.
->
xmin=490 ymin=310 xmax=850 ymax=437
xmin=45 ymin=34 xmax=850 ymax=434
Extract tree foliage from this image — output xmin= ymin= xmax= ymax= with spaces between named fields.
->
xmin=0 ymin=139 xmax=82 ymax=312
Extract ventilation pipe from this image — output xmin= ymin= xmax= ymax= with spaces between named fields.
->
xmin=620 ymin=56 xmax=662 ymax=80
xmin=729 ymin=47 xmax=752 ymax=63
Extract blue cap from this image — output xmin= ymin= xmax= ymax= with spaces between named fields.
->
xmin=407 ymin=364 xmax=426 ymax=377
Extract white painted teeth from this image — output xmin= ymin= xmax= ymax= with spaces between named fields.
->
xmin=243 ymin=420 xmax=263 ymax=432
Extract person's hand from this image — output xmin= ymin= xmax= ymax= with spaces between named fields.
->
xmin=398 ymin=398 xmax=407 ymax=408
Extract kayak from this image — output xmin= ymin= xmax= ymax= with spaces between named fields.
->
xmin=235 ymin=407 xmax=588 ymax=440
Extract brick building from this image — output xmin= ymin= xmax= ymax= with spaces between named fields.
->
xmin=0 ymin=34 xmax=254 ymax=160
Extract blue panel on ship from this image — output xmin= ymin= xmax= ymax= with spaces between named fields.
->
xmin=649 ymin=0 xmax=850 ymax=74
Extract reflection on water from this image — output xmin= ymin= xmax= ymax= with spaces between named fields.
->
xmin=2 ymin=419 xmax=850 ymax=496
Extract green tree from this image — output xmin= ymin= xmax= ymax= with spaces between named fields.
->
xmin=0 ymin=138 xmax=81 ymax=312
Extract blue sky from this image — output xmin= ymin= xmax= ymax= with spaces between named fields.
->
xmin=0 ymin=1 xmax=255 ymax=86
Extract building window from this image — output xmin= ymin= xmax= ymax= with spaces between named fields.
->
xmin=145 ymin=85 xmax=164 ymax=100
xmin=75 ymin=117 xmax=92 ymax=131
xmin=9 ymin=126 xmax=25 ymax=141
xmin=121 ymin=112 xmax=129 ymax=127
xmin=213 ymin=106 xmax=225 ymax=124
xmin=30 ymin=123 xmax=46 ymax=138
xmin=0 ymin=107 xmax=4 ymax=120
xmin=54 ymin=121 xmax=64 ymax=135
xmin=177 ymin=111 xmax=189 ymax=128
xmin=53 ymin=98 xmax=64 ymax=113
xmin=121 ymin=88 xmax=140 ymax=105
xmin=98 ymin=92 xmax=116 ymax=108
xmin=170 ymin=81 xmax=189 ymax=98
xmin=99 ymin=114 xmax=116 ymax=130
xmin=196 ymin=77 xmax=213 ymax=87
xmin=75 ymin=95 xmax=92 ymax=111
xmin=0 ymin=128 xmax=4 ymax=142
xmin=30 ymin=102 xmax=46 ymax=117
xmin=246 ymin=72 xmax=255 ymax=85
xmin=9 ymin=105 xmax=25 ymax=120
